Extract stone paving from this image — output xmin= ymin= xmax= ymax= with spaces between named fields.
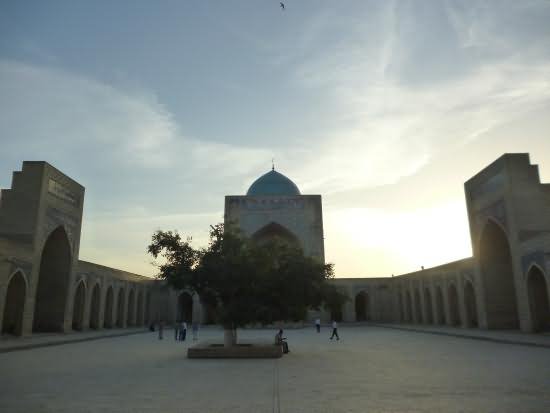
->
xmin=0 ymin=327 xmax=148 ymax=353
xmin=371 ymin=323 xmax=550 ymax=348
xmin=1 ymin=326 xmax=550 ymax=413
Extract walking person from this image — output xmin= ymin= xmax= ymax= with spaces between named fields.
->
xmin=158 ymin=320 xmax=164 ymax=340
xmin=330 ymin=320 xmax=339 ymax=340
xmin=174 ymin=321 xmax=179 ymax=341
xmin=315 ymin=318 xmax=321 ymax=333
xmin=179 ymin=321 xmax=187 ymax=341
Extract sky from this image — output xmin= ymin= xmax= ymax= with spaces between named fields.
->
xmin=1 ymin=1 xmax=550 ymax=278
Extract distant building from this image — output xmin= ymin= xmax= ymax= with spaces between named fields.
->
xmin=329 ymin=154 xmax=550 ymax=333
xmin=0 ymin=162 xmax=199 ymax=337
xmin=225 ymin=167 xmax=324 ymax=262
xmin=1 ymin=154 xmax=549 ymax=337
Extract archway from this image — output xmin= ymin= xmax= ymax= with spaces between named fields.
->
xmin=355 ymin=291 xmax=369 ymax=321
xmin=2 ymin=272 xmax=26 ymax=336
xmin=435 ymin=286 xmax=445 ymax=324
xmin=89 ymin=283 xmax=101 ymax=329
xmin=103 ymin=286 xmax=114 ymax=328
xmin=330 ymin=306 xmax=343 ymax=322
xmin=526 ymin=266 xmax=550 ymax=332
xmin=448 ymin=284 xmax=460 ymax=326
xmin=71 ymin=281 xmax=86 ymax=331
xmin=398 ymin=292 xmax=404 ymax=322
xmin=136 ymin=291 xmax=144 ymax=326
xmin=33 ymin=227 xmax=72 ymax=332
xmin=405 ymin=291 xmax=413 ymax=322
xmin=414 ymin=289 xmax=423 ymax=323
xmin=424 ymin=288 xmax=434 ymax=324
xmin=145 ymin=291 xmax=151 ymax=325
xmin=251 ymin=222 xmax=300 ymax=247
xmin=116 ymin=288 xmax=125 ymax=327
xmin=464 ymin=281 xmax=478 ymax=327
xmin=478 ymin=220 xmax=519 ymax=328
xmin=177 ymin=292 xmax=193 ymax=322
xmin=127 ymin=289 xmax=135 ymax=326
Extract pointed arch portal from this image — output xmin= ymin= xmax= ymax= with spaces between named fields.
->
xmin=145 ymin=291 xmax=151 ymax=325
xmin=448 ymin=284 xmax=460 ymax=326
xmin=478 ymin=220 xmax=519 ymax=328
xmin=527 ymin=266 xmax=550 ymax=332
xmin=414 ymin=289 xmax=423 ymax=323
xmin=89 ymin=284 xmax=101 ymax=329
xmin=464 ymin=281 xmax=478 ymax=327
xmin=355 ymin=291 xmax=369 ymax=321
xmin=127 ymin=289 xmax=135 ymax=326
xmin=251 ymin=222 xmax=300 ymax=246
xmin=104 ymin=286 xmax=114 ymax=328
xmin=405 ymin=292 xmax=413 ymax=322
xmin=72 ymin=281 xmax=86 ymax=331
xmin=435 ymin=286 xmax=445 ymax=324
xmin=33 ymin=227 xmax=72 ymax=332
xmin=137 ymin=291 xmax=144 ymax=326
xmin=424 ymin=288 xmax=433 ymax=324
xmin=116 ymin=288 xmax=125 ymax=327
xmin=398 ymin=292 xmax=404 ymax=322
xmin=2 ymin=272 xmax=26 ymax=336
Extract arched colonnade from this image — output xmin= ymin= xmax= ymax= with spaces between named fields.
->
xmin=398 ymin=277 xmax=480 ymax=329
xmin=65 ymin=277 xmax=152 ymax=333
xmin=1 ymin=238 xmax=153 ymax=337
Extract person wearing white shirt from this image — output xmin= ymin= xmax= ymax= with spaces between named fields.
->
xmin=330 ymin=320 xmax=339 ymax=340
xmin=179 ymin=321 xmax=187 ymax=341
xmin=315 ymin=318 xmax=321 ymax=333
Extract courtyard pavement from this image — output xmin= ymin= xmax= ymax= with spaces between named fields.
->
xmin=1 ymin=326 xmax=550 ymax=413
xmin=0 ymin=327 xmax=148 ymax=353
xmin=371 ymin=323 xmax=550 ymax=348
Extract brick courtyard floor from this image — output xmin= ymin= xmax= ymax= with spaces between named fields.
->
xmin=1 ymin=326 xmax=550 ymax=413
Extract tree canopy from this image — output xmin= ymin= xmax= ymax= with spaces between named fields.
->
xmin=148 ymin=223 xmax=345 ymax=329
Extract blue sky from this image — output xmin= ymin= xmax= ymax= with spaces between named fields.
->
xmin=1 ymin=1 xmax=550 ymax=277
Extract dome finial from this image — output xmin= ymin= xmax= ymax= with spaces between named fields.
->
xmin=272 ymin=158 xmax=275 ymax=171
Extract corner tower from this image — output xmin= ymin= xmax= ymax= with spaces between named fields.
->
xmin=224 ymin=167 xmax=325 ymax=262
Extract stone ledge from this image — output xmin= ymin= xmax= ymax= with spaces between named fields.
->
xmin=188 ymin=342 xmax=282 ymax=358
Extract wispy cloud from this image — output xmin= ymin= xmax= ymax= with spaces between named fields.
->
xmin=0 ymin=60 xmax=176 ymax=168
xmin=0 ymin=60 xmax=271 ymax=274
xmin=0 ymin=60 xmax=272 ymax=174
xmin=269 ymin=1 xmax=550 ymax=194
xmin=2 ymin=1 xmax=550 ymax=278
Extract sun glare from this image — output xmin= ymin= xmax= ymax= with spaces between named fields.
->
xmin=328 ymin=200 xmax=472 ymax=276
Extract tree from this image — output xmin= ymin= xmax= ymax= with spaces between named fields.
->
xmin=148 ymin=223 xmax=339 ymax=346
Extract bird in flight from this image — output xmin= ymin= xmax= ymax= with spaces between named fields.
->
xmin=280 ymin=2 xmax=285 ymax=10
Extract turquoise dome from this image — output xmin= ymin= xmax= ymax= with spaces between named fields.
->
xmin=246 ymin=169 xmax=301 ymax=196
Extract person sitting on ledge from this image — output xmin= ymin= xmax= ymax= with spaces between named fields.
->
xmin=275 ymin=329 xmax=289 ymax=354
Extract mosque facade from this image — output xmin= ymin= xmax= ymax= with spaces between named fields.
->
xmin=1 ymin=153 xmax=549 ymax=338
xmin=224 ymin=167 xmax=324 ymax=262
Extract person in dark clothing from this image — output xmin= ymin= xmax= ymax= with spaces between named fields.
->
xmin=275 ymin=329 xmax=289 ymax=353
xmin=330 ymin=320 xmax=339 ymax=340
xmin=158 ymin=320 xmax=164 ymax=340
